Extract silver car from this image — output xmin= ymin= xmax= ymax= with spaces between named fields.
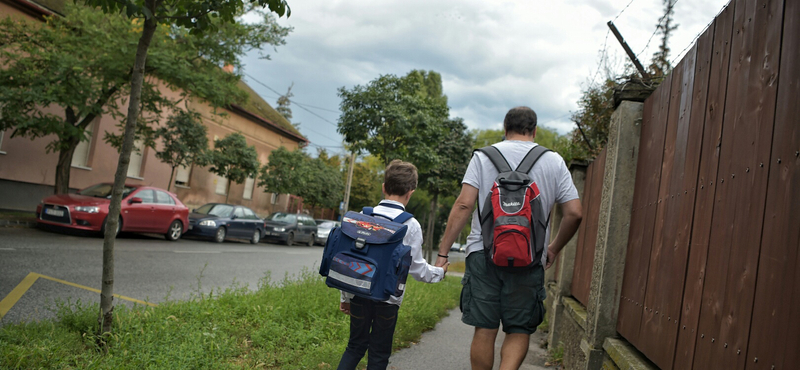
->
xmin=314 ymin=219 xmax=341 ymax=246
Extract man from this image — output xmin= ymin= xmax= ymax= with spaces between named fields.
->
xmin=435 ymin=106 xmax=582 ymax=370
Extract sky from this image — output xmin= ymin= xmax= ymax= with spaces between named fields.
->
xmin=241 ymin=0 xmax=731 ymax=157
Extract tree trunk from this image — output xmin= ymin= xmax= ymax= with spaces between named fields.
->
xmin=167 ymin=166 xmax=176 ymax=192
xmin=54 ymin=141 xmax=79 ymax=194
xmin=425 ymin=193 xmax=438 ymax=262
xmin=225 ymin=178 xmax=231 ymax=203
xmin=98 ymin=12 xmax=158 ymax=344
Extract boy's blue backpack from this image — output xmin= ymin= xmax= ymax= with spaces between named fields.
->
xmin=319 ymin=207 xmax=413 ymax=301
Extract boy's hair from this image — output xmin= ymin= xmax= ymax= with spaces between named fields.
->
xmin=384 ymin=160 xmax=418 ymax=196
xmin=504 ymin=106 xmax=538 ymax=136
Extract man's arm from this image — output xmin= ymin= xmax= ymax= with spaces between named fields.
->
xmin=435 ymin=184 xmax=478 ymax=267
xmin=546 ymin=198 xmax=582 ymax=269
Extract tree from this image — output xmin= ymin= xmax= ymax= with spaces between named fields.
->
xmin=78 ymin=0 xmax=290 ymax=340
xmin=337 ymin=70 xmax=448 ymax=167
xmin=153 ymin=110 xmax=210 ymax=191
xmin=649 ymin=0 xmax=678 ymax=78
xmin=418 ymin=118 xmax=473 ymax=260
xmin=259 ymin=147 xmax=344 ymax=211
xmin=208 ymin=133 xmax=261 ymax=203
xmin=0 ymin=3 xmax=289 ymax=195
xmin=258 ymin=146 xmax=307 ymax=196
xmin=276 ymin=82 xmax=299 ymax=129
xmin=346 ymin=155 xmax=384 ymax=212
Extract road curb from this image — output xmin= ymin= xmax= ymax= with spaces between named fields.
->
xmin=0 ymin=219 xmax=36 ymax=228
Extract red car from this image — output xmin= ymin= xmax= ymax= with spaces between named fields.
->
xmin=36 ymin=183 xmax=189 ymax=241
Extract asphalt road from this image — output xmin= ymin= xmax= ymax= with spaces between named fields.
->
xmin=0 ymin=226 xmax=325 ymax=325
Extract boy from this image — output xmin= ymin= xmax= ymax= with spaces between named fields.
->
xmin=336 ymin=160 xmax=449 ymax=370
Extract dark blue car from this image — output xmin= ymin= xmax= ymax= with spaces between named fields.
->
xmin=186 ymin=203 xmax=265 ymax=244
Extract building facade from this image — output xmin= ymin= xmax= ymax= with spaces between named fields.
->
xmin=0 ymin=0 xmax=307 ymax=216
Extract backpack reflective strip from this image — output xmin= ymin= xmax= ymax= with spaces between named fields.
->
xmin=328 ymin=270 xmax=372 ymax=290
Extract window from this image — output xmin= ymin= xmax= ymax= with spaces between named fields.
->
xmin=71 ymin=123 xmax=95 ymax=168
xmin=271 ymin=193 xmax=279 ymax=204
xmin=215 ymin=175 xmax=228 ymax=195
xmin=127 ymin=140 xmax=145 ymax=178
xmin=233 ymin=207 xmax=245 ymax=219
xmin=243 ymin=207 xmax=257 ymax=220
xmin=175 ymin=165 xmax=191 ymax=187
xmin=155 ymin=191 xmax=175 ymax=205
xmin=136 ymin=189 xmax=155 ymax=204
xmin=243 ymin=177 xmax=255 ymax=200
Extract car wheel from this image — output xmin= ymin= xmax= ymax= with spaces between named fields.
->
xmin=250 ymin=229 xmax=261 ymax=244
xmin=285 ymin=232 xmax=294 ymax=246
xmin=308 ymin=233 xmax=315 ymax=247
xmin=101 ymin=216 xmax=122 ymax=238
xmin=165 ymin=220 xmax=182 ymax=241
xmin=214 ymin=227 xmax=226 ymax=243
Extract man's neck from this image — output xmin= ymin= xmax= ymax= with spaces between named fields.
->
xmin=504 ymin=132 xmax=535 ymax=142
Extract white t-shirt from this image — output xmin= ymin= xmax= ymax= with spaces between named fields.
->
xmin=341 ymin=200 xmax=444 ymax=306
xmin=462 ymin=140 xmax=579 ymax=265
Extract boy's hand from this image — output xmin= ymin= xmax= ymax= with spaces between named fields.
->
xmin=339 ymin=302 xmax=351 ymax=316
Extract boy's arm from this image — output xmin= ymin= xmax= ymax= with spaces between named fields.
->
xmin=436 ymin=184 xmax=478 ymax=266
xmin=407 ymin=220 xmax=446 ymax=283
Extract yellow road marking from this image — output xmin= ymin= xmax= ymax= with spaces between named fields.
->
xmin=0 ymin=272 xmax=39 ymax=318
xmin=0 ymin=272 xmax=157 ymax=319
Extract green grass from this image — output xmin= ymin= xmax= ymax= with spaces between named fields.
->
xmin=448 ymin=261 xmax=466 ymax=273
xmin=0 ymin=269 xmax=462 ymax=369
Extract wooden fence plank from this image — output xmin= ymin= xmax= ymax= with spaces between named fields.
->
xmin=571 ymin=158 xmax=595 ymax=304
xmin=674 ymin=6 xmax=733 ymax=368
xmin=638 ymin=54 xmax=685 ymax=369
xmin=571 ymin=149 xmax=606 ymax=306
xmin=694 ymin=0 xmax=782 ymax=368
xmin=616 ymin=73 xmax=673 ymax=346
xmin=745 ymin=0 xmax=799 ymax=368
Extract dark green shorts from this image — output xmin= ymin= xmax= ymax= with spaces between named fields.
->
xmin=460 ymin=250 xmax=546 ymax=334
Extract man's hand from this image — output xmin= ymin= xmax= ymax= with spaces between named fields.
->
xmin=435 ymin=256 xmax=448 ymax=268
xmin=339 ymin=302 xmax=351 ymax=316
xmin=546 ymin=247 xmax=557 ymax=270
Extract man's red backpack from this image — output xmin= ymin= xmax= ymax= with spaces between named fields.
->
xmin=476 ymin=145 xmax=551 ymax=270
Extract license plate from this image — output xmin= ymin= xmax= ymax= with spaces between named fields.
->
xmin=266 ymin=232 xmax=276 ymax=236
xmin=45 ymin=208 xmax=64 ymax=217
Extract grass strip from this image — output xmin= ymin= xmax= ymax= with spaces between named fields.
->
xmin=0 ymin=269 xmax=462 ymax=369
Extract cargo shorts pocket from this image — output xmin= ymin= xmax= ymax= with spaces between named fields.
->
xmin=529 ymin=287 xmax=547 ymax=330
xmin=460 ymin=274 xmax=471 ymax=316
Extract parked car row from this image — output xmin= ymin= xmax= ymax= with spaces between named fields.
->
xmin=36 ymin=182 xmax=342 ymax=246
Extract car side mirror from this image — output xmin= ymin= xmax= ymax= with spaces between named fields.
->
xmin=231 ymin=214 xmax=238 ymax=220
xmin=129 ymin=197 xmax=143 ymax=204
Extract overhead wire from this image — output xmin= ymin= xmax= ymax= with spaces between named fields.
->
xmin=589 ymin=0 xmax=637 ymax=88
xmin=669 ymin=2 xmax=729 ymax=66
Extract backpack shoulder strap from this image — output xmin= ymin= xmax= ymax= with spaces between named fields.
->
xmin=475 ymin=146 xmax=512 ymax=173
xmin=516 ymin=145 xmax=551 ymax=174
xmin=392 ymin=212 xmax=413 ymax=224
xmin=362 ymin=207 xmax=374 ymax=215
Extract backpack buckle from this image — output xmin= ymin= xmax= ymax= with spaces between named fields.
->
xmin=355 ymin=238 xmax=366 ymax=250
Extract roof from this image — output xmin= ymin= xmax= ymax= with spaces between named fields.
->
xmin=232 ymin=80 xmax=307 ymax=144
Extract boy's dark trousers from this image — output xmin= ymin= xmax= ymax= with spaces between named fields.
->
xmin=337 ymin=296 xmax=400 ymax=370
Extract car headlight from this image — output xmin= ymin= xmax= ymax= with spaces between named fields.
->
xmin=274 ymin=227 xmax=285 ymax=232
xmin=74 ymin=206 xmax=99 ymax=213
xmin=199 ymin=220 xmax=216 ymax=227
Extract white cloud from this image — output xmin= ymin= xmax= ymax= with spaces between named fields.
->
xmin=242 ymin=0 xmax=731 ymax=154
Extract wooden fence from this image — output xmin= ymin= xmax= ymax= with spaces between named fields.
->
xmin=610 ymin=0 xmax=799 ymax=368
xmin=570 ymin=148 xmax=606 ymax=306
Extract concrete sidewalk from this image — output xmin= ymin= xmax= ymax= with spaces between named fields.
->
xmin=387 ymin=272 xmax=555 ymax=370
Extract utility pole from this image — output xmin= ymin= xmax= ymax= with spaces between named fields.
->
xmin=342 ymin=151 xmax=356 ymax=215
